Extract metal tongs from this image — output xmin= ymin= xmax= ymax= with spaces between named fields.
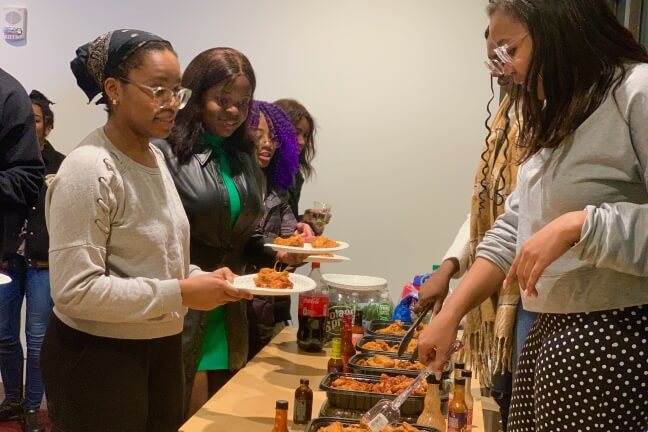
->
xmin=397 ymin=301 xmax=433 ymax=359
xmin=361 ymin=340 xmax=464 ymax=431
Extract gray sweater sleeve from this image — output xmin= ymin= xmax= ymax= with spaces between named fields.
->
xmin=475 ymin=189 xmax=519 ymax=274
xmin=46 ymin=151 xmax=183 ymax=324
xmin=571 ymin=84 xmax=648 ymax=276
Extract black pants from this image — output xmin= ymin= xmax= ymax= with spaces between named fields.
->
xmin=41 ymin=315 xmax=183 ymax=432
xmin=508 ymin=304 xmax=648 ymax=431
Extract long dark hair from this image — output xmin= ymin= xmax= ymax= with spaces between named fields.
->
xmin=168 ymin=47 xmax=256 ymax=164
xmin=273 ymin=98 xmax=317 ymax=179
xmin=487 ymin=0 xmax=648 ymax=160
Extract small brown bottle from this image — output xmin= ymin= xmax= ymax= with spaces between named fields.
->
xmin=448 ymin=361 xmax=465 ymax=405
xmin=341 ymin=313 xmax=355 ymax=372
xmin=461 ymin=369 xmax=474 ymax=428
xmin=328 ymin=338 xmax=344 ymax=373
xmin=293 ymin=378 xmax=313 ymax=424
xmin=271 ymin=400 xmax=289 ymax=432
xmin=447 ymin=377 xmax=468 ymax=432
xmin=416 ymin=374 xmax=446 ymax=431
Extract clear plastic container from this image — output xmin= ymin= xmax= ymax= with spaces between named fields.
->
xmin=323 ymin=274 xmax=392 ymax=331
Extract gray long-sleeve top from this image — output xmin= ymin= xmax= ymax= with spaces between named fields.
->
xmin=46 ymin=128 xmax=200 ymax=339
xmin=477 ymin=63 xmax=648 ymax=314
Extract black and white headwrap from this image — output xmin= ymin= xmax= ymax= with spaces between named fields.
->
xmin=70 ymin=29 xmax=170 ymax=104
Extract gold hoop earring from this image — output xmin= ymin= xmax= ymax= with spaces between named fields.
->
xmin=112 ymin=98 xmax=119 ymax=106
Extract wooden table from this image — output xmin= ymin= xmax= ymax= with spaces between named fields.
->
xmin=180 ymin=327 xmax=485 ymax=431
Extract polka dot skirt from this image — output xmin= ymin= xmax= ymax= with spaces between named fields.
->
xmin=508 ymin=304 xmax=648 ymax=431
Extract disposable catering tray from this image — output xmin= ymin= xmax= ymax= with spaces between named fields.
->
xmin=347 ymin=352 xmax=424 ymax=378
xmin=318 ymin=400 xmax=420 ymax=424
xmin=319 ymin=372 xmax=424 ymax=416
xmin=365 ymin=320 xmax=420 ymax=338
xmin=355 ymin=335 xmax=417 ymax=356
xmin=305 ymin=417 xmax=441 ymax=432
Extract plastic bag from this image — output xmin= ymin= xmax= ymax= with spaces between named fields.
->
xmin=391 ymin=293 xmax=419 ymax=323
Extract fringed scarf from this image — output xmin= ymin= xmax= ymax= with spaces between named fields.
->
xmin=460 ymin=94 xmax=521 ymax=387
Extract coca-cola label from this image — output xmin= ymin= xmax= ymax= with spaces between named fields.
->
xmin=298 ymin=295 xmax=328 ymax=317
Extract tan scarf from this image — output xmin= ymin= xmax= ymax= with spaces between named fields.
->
xmin=460 ymin=94 xmax=521 ymax=387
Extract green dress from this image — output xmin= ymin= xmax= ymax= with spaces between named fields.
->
xmin=197 ymin=133 xmax=241 ymax=371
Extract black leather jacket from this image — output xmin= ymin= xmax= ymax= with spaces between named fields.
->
xmin=154 ymin=139 xmax=275 ymax=375
xmin=154 ymin=139 xmax=273 ymax=273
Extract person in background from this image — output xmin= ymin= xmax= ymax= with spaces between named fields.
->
xmin=273 ymin=99 xmax=317 ymax=219
xmin=155 ymin=48 xmax=307 ymax=416
xmin=42 ymin=30 xmax=250 ymax=432
xmin=0 ymin=68 xmax=44 ymax=427
xmin=246 ymin=100 xmax=302 ymax=359
xmin=0 ymin=90 xmax=64 ymax=432
xmin=419 ymin=1 xmax=648 ymax=430
xmin=417 ymin=28 xmax=524 ymax=430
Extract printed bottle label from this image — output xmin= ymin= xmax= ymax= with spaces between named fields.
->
xmin=294 ymin=399 xmax=307 ymax=421
xmin=298 ymin=295 xmax=328 ymax=317
xmin=447 ymin=412 xmax=467 ymax=432
xmin=325 ymin=304 xmax=353 ymax=338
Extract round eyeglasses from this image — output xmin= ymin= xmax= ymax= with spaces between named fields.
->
xmin=484 ymin=32 xmax=528 ymax=76
xmin=120 ymin=78 xmax=192 ymax=109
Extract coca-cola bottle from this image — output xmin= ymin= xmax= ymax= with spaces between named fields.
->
xmin=297 ymin=262 xmax=329 ymax=352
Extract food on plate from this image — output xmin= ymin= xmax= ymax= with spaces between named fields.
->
xmin=253 ymin=268 xmax=293 ymax=289
xmin=330 ymin=373 xmax=426 ymax=396
xmin=311 ymin=235 xmax=339 ymax=248
xmin=273 ymin=235 xmax=304 ymax=247
xmin=361 ymin=339 xmax=417 ymax=354
xmin=375 ymin=321 xmax=426 ymax=337
xmin=315 ymin=421 xmax=422 ymax=432
xmin=356 ymin=354 xmax=424 ymax=371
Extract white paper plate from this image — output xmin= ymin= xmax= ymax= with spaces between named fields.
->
xmin=231 ymin=273 xmax=316 ymax=296
xmin=303 ymin=254 xmax=350 ymax=264
xmin=0 ymin=273 xmax=12 ymax=285
xmin=264 ymin=240 xmax=349 ymax=254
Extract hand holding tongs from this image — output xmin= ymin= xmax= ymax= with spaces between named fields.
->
xmin=397 ymin=301 xmax=433 ymax=359
xmin=361 ymin=339 xmax=464 ymax=431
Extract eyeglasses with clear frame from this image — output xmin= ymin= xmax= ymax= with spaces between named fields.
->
xmin=119 ymin=78 xmax=192 ymax=109
xmin=484 ymin=32 xmax=529 ymax=76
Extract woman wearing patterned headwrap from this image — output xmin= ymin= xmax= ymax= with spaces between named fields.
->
xmin=41 ymin=30 xmax=251 ymax=432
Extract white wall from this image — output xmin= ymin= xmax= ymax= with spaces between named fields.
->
xmin=1 ymin=0 xmax=494 ymax=303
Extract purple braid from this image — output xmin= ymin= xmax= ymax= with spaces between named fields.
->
xmin=248 ymin=100 xmax=300 ymax=191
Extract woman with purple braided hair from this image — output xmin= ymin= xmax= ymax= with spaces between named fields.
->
xmin=246 ymin=100 xmax=306 ymax=358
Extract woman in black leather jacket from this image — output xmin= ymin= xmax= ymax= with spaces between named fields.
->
xmin=155 ymin=47 xmax=304 ymax=417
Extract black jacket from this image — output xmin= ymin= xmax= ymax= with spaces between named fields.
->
xmin=0 ymin=68 xmax=45 ymax=260
xmin=23 ymin=142 xmax=65 ymax=266
xmin=155 ymin=139 xmax=272 ymax=273
xmin=155 ymin=139 xmax=274 ymax=372
xmin=288 ymin=171 xmax=305 ymax=219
